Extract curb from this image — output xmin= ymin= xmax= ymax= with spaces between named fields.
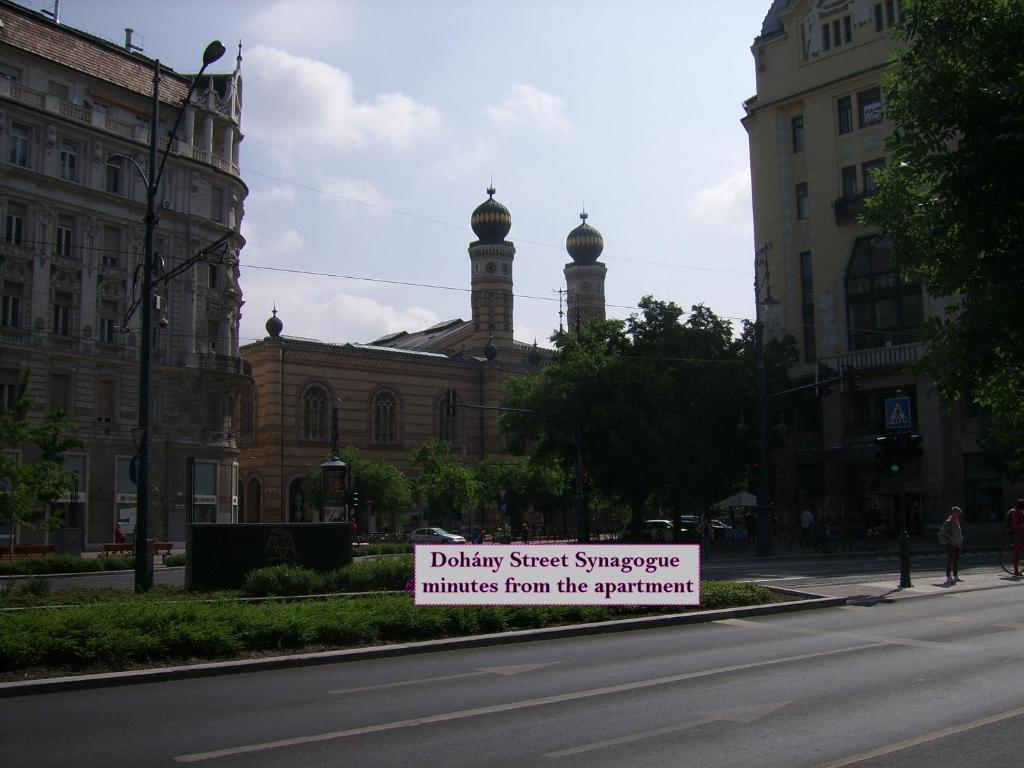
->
xmin=0 ymin=591 xmax=845 ymax=698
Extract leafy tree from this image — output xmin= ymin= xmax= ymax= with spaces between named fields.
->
xmin=865 ymin=0 xmax=1024 ymax=453
xmin=409 ymin=440 xmax=478 ymax=530
xmin=475 ymin=457 xmax=568 ymax=533
xmin=0 ymin=369 xmax=83 ymax=555
xmin=504 ymin=299 xmax=761 ymax=538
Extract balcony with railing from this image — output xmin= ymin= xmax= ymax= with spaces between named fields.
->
xmin=1 ymin=81 xmax=239 ymax=178
xmin=823 ymin=342 xmax=925 ymax=373
xmin=196 ymin=352 xmax=252 ymax=379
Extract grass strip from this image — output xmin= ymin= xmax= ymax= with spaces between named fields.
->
xmin=0 ymin=581 xmax=773 ymax=675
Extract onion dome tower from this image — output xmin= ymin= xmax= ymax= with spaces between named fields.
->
xmin=563 ymin=210 xmax=607 ymax=334
xmin=468 ymin=186 xmax=516 ymax=355
xmin=265 ymin=306 xmax=283 ymax=339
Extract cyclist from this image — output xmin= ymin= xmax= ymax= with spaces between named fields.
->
xmin=1008 ymin=499 xmax=1024 ymax=577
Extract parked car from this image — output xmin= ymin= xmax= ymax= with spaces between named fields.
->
xmin=677 ymin=515 xmax=705 ymax=544
xmin=620 ymin=519 xmax=674 ymax=543
xmin=408 ymin=527 xmax=466 ymax=544
xmin=711 ymin=517 xmax=749 ymax=544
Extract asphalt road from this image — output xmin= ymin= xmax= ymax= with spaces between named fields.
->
xmin=3 ymin=572 xmax=1024 ymax=767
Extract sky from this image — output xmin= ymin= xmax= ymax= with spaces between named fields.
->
xmin=44 ymin=0 xmax=770 ymax=349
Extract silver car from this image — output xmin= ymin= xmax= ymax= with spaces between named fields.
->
xmin=408 ymin=527 xmax=466 ymax=544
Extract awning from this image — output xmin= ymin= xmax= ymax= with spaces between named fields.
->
xmin=714 ymin=491 xmax=758 ymax=508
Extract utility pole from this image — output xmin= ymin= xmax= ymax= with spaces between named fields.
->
xmin=754 ymin=241 xmax=777 ymax=557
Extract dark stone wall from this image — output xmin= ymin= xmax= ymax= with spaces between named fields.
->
xmin=186 ymin=523 xmax=352 ymax=590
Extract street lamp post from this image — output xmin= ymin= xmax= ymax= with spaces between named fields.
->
xmin=133 ymin=41 xmax=226 ymax=593
xmin=754 ymin=241 xmax=777 ymax=557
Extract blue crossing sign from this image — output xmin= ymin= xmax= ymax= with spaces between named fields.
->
xmin=884 ymin=396 xmax=912 ymax=430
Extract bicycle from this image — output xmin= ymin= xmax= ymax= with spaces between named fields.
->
xmin=998 ymin=540 xmax=1024 ymax=576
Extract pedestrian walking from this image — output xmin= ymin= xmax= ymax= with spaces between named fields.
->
xmin=1008 ymin=499 xmax=1024 ymax=577
xmin=745 ymin=510 xmax=758 ymax=546
xmin=114 ymin=522 xmax=126 ymax=544
xmin=521 ymin=521 xmax=530 ymax=543
xmin=800 ymin=507 xmax=815 ymax=551
xmin=938 ymin=505 xmax=964 ymax=584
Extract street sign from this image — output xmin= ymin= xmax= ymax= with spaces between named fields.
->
xmin=884 ymin=396 xmax=912 ymax=431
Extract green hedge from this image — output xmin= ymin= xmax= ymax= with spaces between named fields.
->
xmin=0 ymin=555 xmax=133 ymax=576
xmin=0 ymin=582 xmax=774 ymax=673
xmin=241 ymin=557 xmax=414 ymax=597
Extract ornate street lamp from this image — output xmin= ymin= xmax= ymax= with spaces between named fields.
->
xmin=132 ymin=41 xmax=226 ymax=592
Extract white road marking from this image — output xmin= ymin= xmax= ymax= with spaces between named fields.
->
xmin=174 ymin=644 xmax=881 ymax=763
xmin=327 ymin=662 xmax=561 ymax=694
xmin=544 ymin=702 xmax=790 ymax=757
xmin=717 ymin=617 xmax=973 ymax=651
xmin=823 ymin=704 xmax=1024 ymax=767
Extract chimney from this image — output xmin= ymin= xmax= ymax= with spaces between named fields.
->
xmin=41 ymin=0 xmax=61 ymax=24
xmin=125 ymin=28 xmax=144 ymax=54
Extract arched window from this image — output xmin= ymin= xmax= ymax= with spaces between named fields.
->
xmin=302 ymin=386 xmax=327 ymax=441
xmin=437 ymin=389 xmax=457 ymax=443
xmin=845 ymin=236 xmax=923 ymax=351
xmin=373 ymin=390 xmax=397 ymax=445
xmin=239 ymin=388 xmax=255 ymax=444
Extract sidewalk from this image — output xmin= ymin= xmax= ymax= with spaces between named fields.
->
xmin=702 ymin=524 xmax=1008 ymax=562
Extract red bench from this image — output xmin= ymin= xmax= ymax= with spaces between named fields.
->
xmin=100 ymin=542 xmax=174 ymax=562
xmin=0 ymin=544 xmax=55 ymax=559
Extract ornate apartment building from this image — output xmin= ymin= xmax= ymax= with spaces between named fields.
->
xmin=239 ymin=190 xmax=607 ymax=530
xmin=0 ymin=1 xmax=248 ymax=547
xmin=744 ymin=0 xmax=1018 ymax=533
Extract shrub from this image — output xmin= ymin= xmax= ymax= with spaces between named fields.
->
xmin=164 ymin=553 xmax=187 ymax=567
xmin=242 ymin=565 xmax=326 ymax=597
xmin=0 ymin=555 xmax=102 ymax=576
xmin=327 ymin=556 xmax=412 ymax=593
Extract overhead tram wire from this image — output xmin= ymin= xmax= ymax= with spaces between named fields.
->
xmin=10 ymin=235 xmax=924 ymax=339
xmin=239 ymin=166 xmax=751 ymax=275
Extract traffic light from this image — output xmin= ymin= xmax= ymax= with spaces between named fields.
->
xmin=445 ymin=389 xmax=457 ymax=417
xmin=875 ymin=434 xmax=901 ymax=477
xmin=904 ymin=433 xmax=923 ymax=462
xmin=346 ymin=490 xmax=360 ymax=510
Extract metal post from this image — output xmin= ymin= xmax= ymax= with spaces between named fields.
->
xmin=754 ymin=315 xmax=774 ymax=556
xmin=754 ymin=242 xmax=775 ymax=557
xmin=571 ymin=295 xmax=588 ymax=543
xmin=134 ymin=60 xmax=160 ymax=593
xmin=898 ymin=433 xmax=912 ymax=587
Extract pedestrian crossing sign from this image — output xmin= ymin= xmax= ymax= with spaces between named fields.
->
xmin=884 ymin=396 xmax=912 ymax=430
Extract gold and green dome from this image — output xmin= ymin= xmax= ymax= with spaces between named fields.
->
xmin=566 ymin=211 xmax=603 ymax=264
xmin=471 ymin=186 xmax=512 ymax=244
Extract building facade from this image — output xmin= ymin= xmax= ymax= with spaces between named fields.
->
xmin=239 ymin=191 xmax=607 ymax=531
xmin=0 ymin=1 xmax=248 ymax=547
xmin=744 ymin=0 xmax=1017 ymax=535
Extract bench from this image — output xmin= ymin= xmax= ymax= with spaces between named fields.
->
xmin=0 ymin=544 xmax=55 ymax=559
xmin=100 ymin=542 xmax=174 ymax=562
xmin=100 ymin=543 xmax=134 ymax=557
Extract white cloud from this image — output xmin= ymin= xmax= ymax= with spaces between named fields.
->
xmin=240 ymin=269 xmax=442 ymax=345
xmin=431 ymin=137 xmax=490 ymax=182
xmin=248 ymin=185 xmax=296 ymax=210
xmin=688 ymin=169 xmax=753 ymax=231
xmin=321 ymin=177 xmax=388 ymax=215
xmin=241 ymin=0 xmax=356 ymax=51
xmin=484 ymin=85 xmax=572 ymax=135
xmin=243 ymin=45 xmax=442 ymax=152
